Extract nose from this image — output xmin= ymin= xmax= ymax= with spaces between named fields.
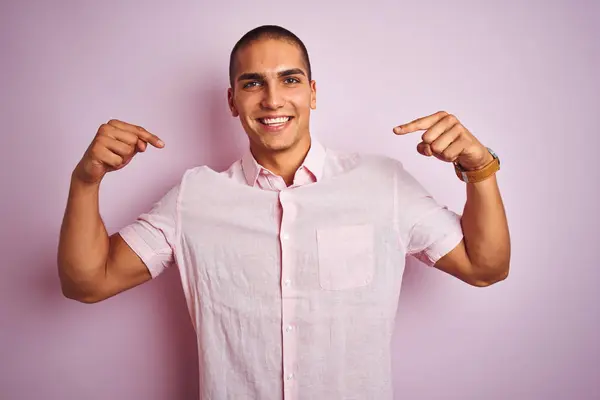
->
xmin=261 ymin=84 xmax=285 ymax=109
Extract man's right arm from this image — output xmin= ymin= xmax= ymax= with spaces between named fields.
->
xmin=57 ymin=119 xmax=165 ymax=303
xmin=57 ymin=176 xmax=151 ymax=303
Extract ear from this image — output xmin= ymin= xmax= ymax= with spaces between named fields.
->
xmin=227 ymin=88 xmax=239 ymax=117
xmin=310 ymin=80 xmax=317 ymax=110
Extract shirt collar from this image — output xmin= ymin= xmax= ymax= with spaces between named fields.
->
xmin=241 ymin=138 xmax=326 ymax=187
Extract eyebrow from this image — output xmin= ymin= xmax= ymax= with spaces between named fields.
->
xmin=237 ymin=68 xmax=306 ymax=82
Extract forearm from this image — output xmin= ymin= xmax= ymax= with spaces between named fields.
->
xmin=57 ymin=173 xmax=110 ymax=298
xmin=461 ymin=174 xmax=511 ymax=282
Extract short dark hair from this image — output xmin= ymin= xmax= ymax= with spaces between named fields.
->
xmin=228 ymin=25 xmax=312 ymax=88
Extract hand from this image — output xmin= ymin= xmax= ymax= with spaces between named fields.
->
xmin=73 ymin=119 xmax=165 ymax=185
xmin=393 ymin=111 xmax=492 ymax=171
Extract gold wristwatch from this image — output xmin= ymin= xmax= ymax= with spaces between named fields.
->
xmin=454 ymin=148 xmax=500 ymax=183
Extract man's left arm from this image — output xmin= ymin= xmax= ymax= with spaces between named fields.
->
xmin=394 ymin=111 xmax=511 ymax=287
xmin=437 ymin=172 xmax=510 ymax=287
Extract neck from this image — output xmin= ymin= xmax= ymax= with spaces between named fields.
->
xmin=251 ymin=135 xmax=312 ymax=186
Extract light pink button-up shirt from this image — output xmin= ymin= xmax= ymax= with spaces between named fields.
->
xmin=119 ymin=139 xmax=464 ymax=399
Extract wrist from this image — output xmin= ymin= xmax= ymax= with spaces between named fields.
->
xmin=454 ymin=147 xmax=500 ymax=183
xmin=70 ymin=171 xmax=101 ymax=193
xmin=459 ymin=152 xmax=495 ymax=172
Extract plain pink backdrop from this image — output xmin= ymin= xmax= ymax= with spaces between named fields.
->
xmin=1 ymin=1 xmax=599 ymax=399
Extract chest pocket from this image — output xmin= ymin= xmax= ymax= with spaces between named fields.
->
xmin=316 ymin=224 xmax=375 ymax=290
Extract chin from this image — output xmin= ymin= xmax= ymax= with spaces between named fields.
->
xmin=250 ymin=127 xmax=299 ymax=153
xmin=259 ymin=136 xmax=297 ymax=153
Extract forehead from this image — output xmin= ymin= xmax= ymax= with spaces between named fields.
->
xmin=234 ymin=38 xmax=306 ymax=76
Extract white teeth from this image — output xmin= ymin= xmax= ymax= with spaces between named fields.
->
xmin=261 ymin=117 xmax=290 ymax=125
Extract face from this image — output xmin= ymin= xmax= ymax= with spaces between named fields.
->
xmin=227 ymin=38 xmax=317 ymax=156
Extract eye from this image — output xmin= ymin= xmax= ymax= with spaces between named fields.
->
xmin=243 ymin=81 xmax=261 ymax=89
xmin=284 ymin=77 xmax=300 ymax=84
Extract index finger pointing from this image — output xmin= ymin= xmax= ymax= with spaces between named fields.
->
xmin=107 ymin=119 xmax=165 ymax=148
xmin=393 ymin=111 xmax=448 ymax=135
xmin=137 ymin=127 xmax=164 ymax=148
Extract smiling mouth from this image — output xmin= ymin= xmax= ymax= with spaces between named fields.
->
xmin=258 ymin=116 xmax=293 ymax=126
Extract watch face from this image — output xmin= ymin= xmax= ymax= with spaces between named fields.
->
xmin=487 ymin=147 xmax=500 ymax=166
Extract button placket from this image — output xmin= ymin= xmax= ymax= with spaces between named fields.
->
xmin=279 ymin=191 xmax=298 ymax=394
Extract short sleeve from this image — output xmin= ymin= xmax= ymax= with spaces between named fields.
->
xmin=118 ymin=184 xmax=179 ymax=278
xmin=393 ymin=161 xmax=464 ymax=267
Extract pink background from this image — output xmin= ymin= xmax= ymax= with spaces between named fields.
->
xmin=1 ymin=1 xmax=599 ymax=399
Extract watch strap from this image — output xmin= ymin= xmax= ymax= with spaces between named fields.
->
xmin=454 ymin=148 xmax=500 ymax=183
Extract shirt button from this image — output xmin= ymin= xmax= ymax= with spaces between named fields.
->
xmin=284 ymin=279 xmax=291 ymax=287
xmin=282 ymin=232 xmax=290 ymax=240
xmin=286 ymin=373 xmax=294 ymax=380
xmin=285 ymin=325 xmax=293 ymax=332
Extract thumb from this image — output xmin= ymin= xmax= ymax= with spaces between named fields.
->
xmin=417 ymin=142 xmax=432 ymax=157
xmin=137 ymin=139 xmax=147 ymax=152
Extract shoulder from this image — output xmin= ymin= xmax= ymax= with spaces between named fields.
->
xmin=325 ymin=147 xmax=406 ymax=176
xmin=176 ymin=161 xmax=248 ymax=194
xmin=325 ymin=147 xmax=429 ymax=195
xmin=160 ymin=165 xmax=215 ymax=198
xmin=181 ymin=164 xmax=216 ymax=178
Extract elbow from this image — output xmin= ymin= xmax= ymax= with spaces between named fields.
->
xmin=469 ymin=263 xmax=510 ymax=288
xmin=62 ymin=289 xmax=104 ymax=304
xmin=61 ymin=284 xmax=103 ymax=304
xmin=59 ymin=270 xmax=106 ymax=304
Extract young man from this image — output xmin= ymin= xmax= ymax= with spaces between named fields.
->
xmin=58 ymin=25 xmax=510 ymax=399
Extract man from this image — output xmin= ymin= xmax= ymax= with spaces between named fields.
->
xmin=58 ymin=25 xmax=510 ymax=399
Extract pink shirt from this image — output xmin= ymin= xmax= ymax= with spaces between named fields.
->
xmin=119 ymin=139 xmax=464 ymax=399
